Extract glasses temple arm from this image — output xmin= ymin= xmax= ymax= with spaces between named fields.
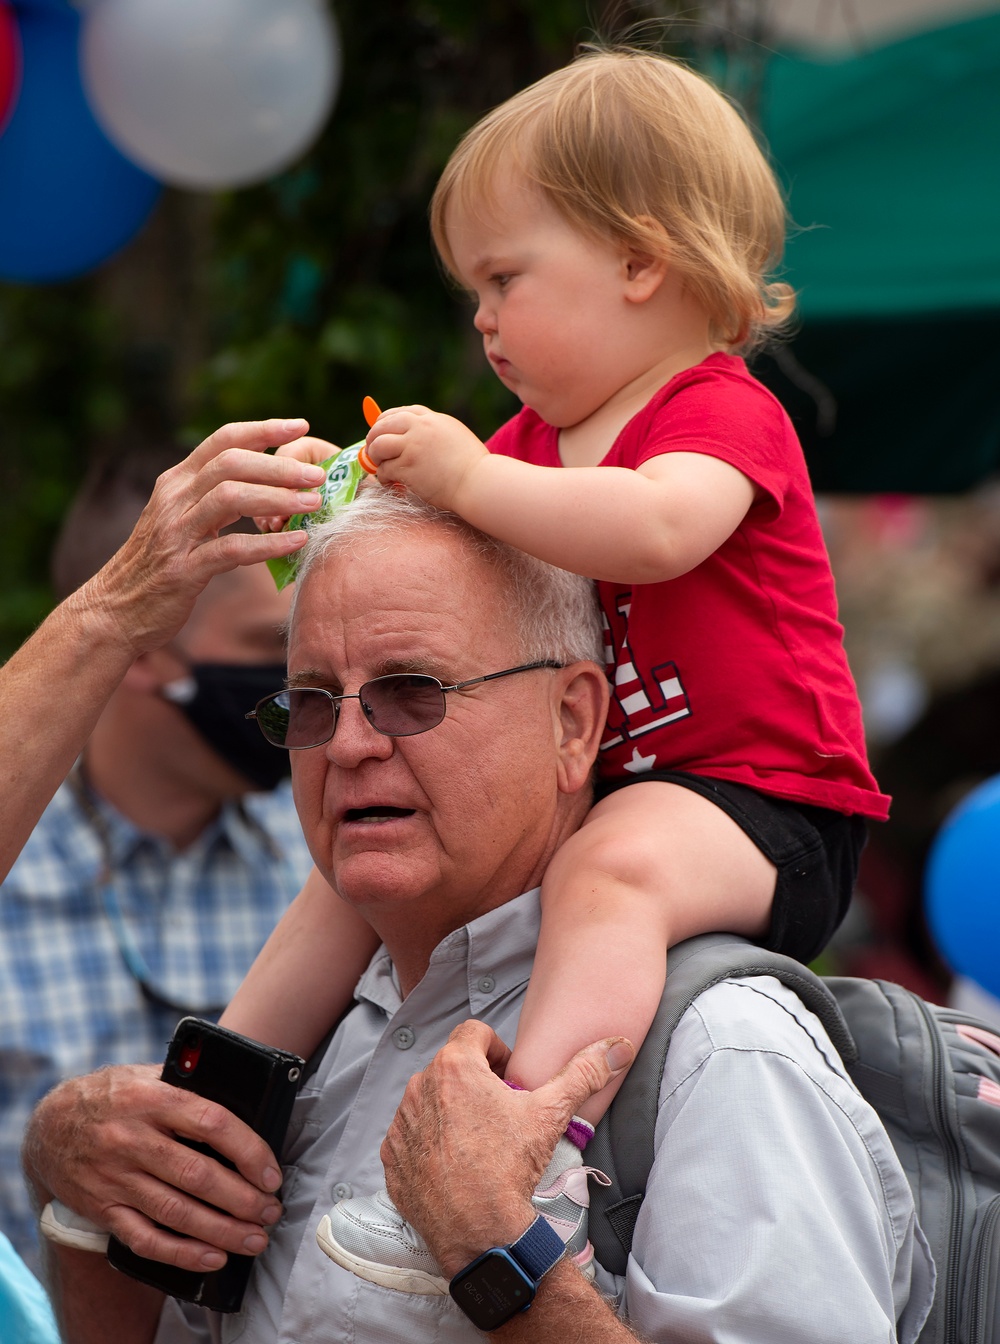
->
xmin=449 ymin=660 xmax=564 ymax=693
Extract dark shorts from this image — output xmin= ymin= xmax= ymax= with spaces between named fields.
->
xmin=594 ymin=769 xmax=868 ymax=965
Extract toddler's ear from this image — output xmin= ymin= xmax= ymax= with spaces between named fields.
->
xmin=623 ymin=216 xmax=670 ymax=301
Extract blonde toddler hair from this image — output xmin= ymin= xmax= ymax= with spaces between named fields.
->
xmin=430 ymin=48 xmax=794 ymax=352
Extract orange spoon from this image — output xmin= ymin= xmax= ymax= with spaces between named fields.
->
xmin=358 ymin=396 xmax=380 ymax=474
xmin=362 ymin=395 xmax=381 ymax=427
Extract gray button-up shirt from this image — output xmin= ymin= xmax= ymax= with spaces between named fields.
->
xmin=157 ymin=889 xmax=934 ymax=1344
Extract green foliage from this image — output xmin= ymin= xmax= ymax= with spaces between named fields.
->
xmin=0 ymin=0 xmax=686 ymax=658
xmin=0 ymin=283 xmax=129 ymax=651
xmin=191 ymin=1 xmax=602 ymax=442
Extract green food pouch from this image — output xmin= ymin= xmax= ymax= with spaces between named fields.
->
xmin=267 ymin=440 xmax=369 ymax=590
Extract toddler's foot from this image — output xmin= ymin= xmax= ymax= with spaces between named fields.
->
xmin=316 ymin=1136 xmax=604 ymax=1294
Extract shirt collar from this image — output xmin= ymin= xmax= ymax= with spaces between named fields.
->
xmin=355 ymin=888 xmax=542 ymax=1019
xmin=65 ymin=762 xmax=278 ymax=876
xmin=219 ymin=796 xmax=287 ymax=866
xmin=65 ymin=765 xmax=155 ymax=876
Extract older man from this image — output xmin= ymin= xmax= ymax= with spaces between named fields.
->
xmin=24 ymin=483 xmax=933 ymax=1344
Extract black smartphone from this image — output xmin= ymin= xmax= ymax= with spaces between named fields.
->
xmin=106 ymin=1017 xmax=304 ymax=1313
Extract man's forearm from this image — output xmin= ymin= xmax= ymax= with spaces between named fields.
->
xmin=500 ymin=1261 xmax=647 ymax=1344
xmin=24 ymin=1109 xmax=166 ymax=1344
xmin=39 ymin=1241 xmax=165 ymax=1344
xmin=0 ymin=598 xmax=135 ymax=879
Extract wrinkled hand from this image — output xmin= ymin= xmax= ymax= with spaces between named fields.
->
xmin=364 ymin=405 xmax=488 ymax=511
xmin=23 ymin=1064 xmax=284 ymax=1273
xmin=254 ymin=433 xmax=340 ymax=534
xmin=74 ymin=419 xmax=328 ymax=657
xmin=381 ymin=1021 xmax=633 ymax=1279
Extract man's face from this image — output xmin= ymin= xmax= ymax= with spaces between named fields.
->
xmin=287 ymin=526 xmax=570 ymax=943
xmin=179 ymin=563 xmax=291 ymax=667
xmin=158 ymin=563 xmax=292 ymax=797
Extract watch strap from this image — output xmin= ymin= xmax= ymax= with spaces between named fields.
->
xmin=507 ymin=1214 xmax=566 ymax=1281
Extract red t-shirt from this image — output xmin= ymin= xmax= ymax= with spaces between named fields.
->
xmin=487 ymin=353 xmax=889 ymax=820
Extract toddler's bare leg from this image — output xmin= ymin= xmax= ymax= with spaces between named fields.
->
xmin=507 ymin=781 xmax=776 ymax=1127
xmin=222 ymin=866 xmax=380 ymax=1055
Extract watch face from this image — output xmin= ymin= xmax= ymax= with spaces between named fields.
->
xmin=449 ymin=1249 xmax=535 ymax=1331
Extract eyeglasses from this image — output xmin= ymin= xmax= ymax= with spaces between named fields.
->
xmin=246 ymin=660 xmax=564 ymax=750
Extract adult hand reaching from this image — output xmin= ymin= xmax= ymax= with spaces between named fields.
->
xmin=79 ymin=418 xmax=328 ymax=655
xmin=0 ymin=418 xmax=326 ymax=880
xmin=253 ymin=431 xmax=339 ymax=536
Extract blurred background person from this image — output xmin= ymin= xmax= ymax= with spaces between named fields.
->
xmin=0 ymin=447 xmax=313 ymax=1269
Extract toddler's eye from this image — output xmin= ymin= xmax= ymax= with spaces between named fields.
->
xmin=491 ymin=273 xmax=512 ymax=290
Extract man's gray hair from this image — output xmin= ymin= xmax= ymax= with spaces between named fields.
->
xmin=291 ymin=486 xmax=604 ymax=665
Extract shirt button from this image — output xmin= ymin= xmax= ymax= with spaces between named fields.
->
xmin=333 ymin=1183 xmax=353 ymax=1201
xmin=393 ymin=1026 xmax=416 ymax=1050
xmin=477 ymin=975 xmax=496 ymax=994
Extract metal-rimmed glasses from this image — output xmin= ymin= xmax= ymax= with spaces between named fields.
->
xmin=246 ymin=660 xmax=565 ymax=750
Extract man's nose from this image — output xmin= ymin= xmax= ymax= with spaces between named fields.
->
xmin=323 ymin=697 xmax=394 ymax=768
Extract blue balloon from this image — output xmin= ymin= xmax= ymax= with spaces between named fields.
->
xmin=11 ymin=0 xmax=75 ymax=10
xmin=0 ymin=2 xmax=160 ymax=282
xmin=925 ymin=773 xmax=1000 ymax=1000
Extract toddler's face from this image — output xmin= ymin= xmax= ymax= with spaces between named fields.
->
xmin=444 ymin=173 xmax=644 ymax=429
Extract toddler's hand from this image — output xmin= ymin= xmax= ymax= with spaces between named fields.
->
xmin=364 ymin=405 xmax=487 ymax=510
xmin=255 ymin=435 xmax=340 ymax=533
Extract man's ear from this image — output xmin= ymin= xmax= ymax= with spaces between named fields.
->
xmin=553 ymin=662 xmax=609 ymax=796
xmin=622 ymin=217 xmax=670 ymax=304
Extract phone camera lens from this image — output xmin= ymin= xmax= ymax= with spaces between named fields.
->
xmin=177 ymin=1037 xmax=202 ymax=1075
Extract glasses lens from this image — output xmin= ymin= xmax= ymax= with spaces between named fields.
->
xmin=257 ymin=689 xmax=334 ymax=749
xmin=364 ymin=675 xmax=446 ymax=735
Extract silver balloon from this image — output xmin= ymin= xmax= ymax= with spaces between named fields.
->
xmin=82 ymin=0 xmax=340 ymax=190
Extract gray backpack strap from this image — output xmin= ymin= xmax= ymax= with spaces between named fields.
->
xmin=587 ymin=933 xmax=857 ymax=1276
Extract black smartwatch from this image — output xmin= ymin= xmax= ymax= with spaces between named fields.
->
xmin=449 ymin=1215 xmax=566 ymax=1331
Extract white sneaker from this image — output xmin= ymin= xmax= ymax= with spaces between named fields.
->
xmin=316 ymin=1137 xmax=606 ymax=1293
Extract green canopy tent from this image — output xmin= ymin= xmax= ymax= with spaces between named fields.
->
xmin=744 ymin=9 xmax=1000 ymax=491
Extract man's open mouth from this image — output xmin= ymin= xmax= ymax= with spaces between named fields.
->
xmin=343 ymin=806 xmax=415 ymax=822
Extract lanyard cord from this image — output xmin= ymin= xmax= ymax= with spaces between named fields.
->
xmin=67 ymin=765 xmax=226 ymax=1017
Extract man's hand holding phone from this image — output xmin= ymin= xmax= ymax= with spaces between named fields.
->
xmin=103 ymin=1020 xmax=303 ymax=1310
xmin=25 ymin=1057 xmax=285 ymax=1276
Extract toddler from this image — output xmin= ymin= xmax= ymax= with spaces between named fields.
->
xmin=224 ymin=47 xmax=888 ymax=1290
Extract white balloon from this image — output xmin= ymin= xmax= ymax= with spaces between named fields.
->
xmin=81 ymin=0 xmax=340 ymax=190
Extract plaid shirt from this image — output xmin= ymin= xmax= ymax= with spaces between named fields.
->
xmin=0 ymin=773 xmax=312 ymax=1271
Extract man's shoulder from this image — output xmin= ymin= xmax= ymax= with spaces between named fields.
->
xmin=619 ymin=974 xmax=935 ymax=1344
xmin=659 ymin=974 xmax=905 ymax=1168
xmin=663 ymin=974 xmax=858 ymax=1104
xmin=674 ymin=974 xmax=846 ymax=1060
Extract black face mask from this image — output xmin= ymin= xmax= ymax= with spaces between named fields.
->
xmin=162 ymin=663 xmax=291 ymax=793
